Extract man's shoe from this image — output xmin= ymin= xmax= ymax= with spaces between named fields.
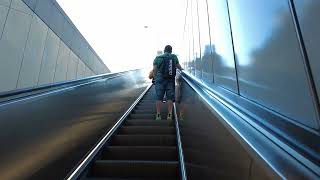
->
xmin=167 ymin=113 xmax=172 ymax=120
xmin=155 ymin=113 xmax=161 ymax=120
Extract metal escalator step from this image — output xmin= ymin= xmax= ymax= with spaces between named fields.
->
xmin=89 ymin=160 xmax=178 ymax=179
xmin=135 ymin=104 xmax=165 ymax=107
xmin=111 ymin=135 xmax=176 ymax=146
xmin=139 ymin=100 xmax=155 ymax=103
xmin=138 ymin=101 xmax=156 ymax=108
xmin=129 ymin=114 xmax=157 ymax=119
xmin=85 ymin=178 xmax=176 ymax=180
xmin=126 ymin=118 xmax=155 ymax=121
xmin=140 ymin=97 xmax=155 ymax=100
xmin=134 ymin=104 xmax=166 ymax=110
xmin=102 ymin=146 xmax=177 ymax=161
xmin=141 ymin=95 xmax=155 ymax=99
xmin=132 ymin=109 xmax=156 ymax=114
xmin=135 ymin=104 xmax=155 ymax=109
xmin=118 ymin=126 xmax=175 ymax=135
xmin=134 ymin=105 xmax=155 ymax=110
xmin=124 ymin=120 xmax=173 ymax=126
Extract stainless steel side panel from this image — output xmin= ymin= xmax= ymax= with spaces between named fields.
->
xmin=0 ymin=70 xmax=149 ymax=180
xmin=228 ymin=0 xmax=319 ymax=129
xmin=177 ymin=73 xmax=319 ymax=179
xmin=294 ymin=0 xmax=320 ymax=102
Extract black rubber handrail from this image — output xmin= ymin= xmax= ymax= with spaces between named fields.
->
xmin=0 ymin=69 xmax=142 ymax=105
xmin=66 ymin=84 xmax=152 ymax=180
xmin=0 ymin=69 xmax=140 ymax=99
xmin=173 ymin=103 xmax=187 ymax=180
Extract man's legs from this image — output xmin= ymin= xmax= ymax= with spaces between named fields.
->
xmin=166 ymin=80 xmax=175 ymax=120
xmin=156 ymin=100 xmax=162 ymax=114
xmin=167 ymin=100 xmax=173 ymax=119
xmin=155 ymin=80 xmax=165 ymax=120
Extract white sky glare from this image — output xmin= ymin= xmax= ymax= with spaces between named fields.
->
xmin=56 ymin=0 xmax=186 ymax=72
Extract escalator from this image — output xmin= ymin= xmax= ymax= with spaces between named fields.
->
xmin=69 ymin=85 xmax=186 ymax=179
xmin=1 ymin=69 xmax=318 ymax=180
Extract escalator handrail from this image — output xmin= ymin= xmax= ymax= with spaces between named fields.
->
xmin=173 ymin=103 xmax=187 ymax=180
xmin=179 ymin=70 xmax=320 ymax=179
xmin=0 ymin=69 xmax=141 ymax=104
xmin=66 ymin=83 xmax=152 ymax=180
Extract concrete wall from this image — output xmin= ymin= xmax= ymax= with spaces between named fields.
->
xmin=0 ymin=0 xmax=110 ymax=93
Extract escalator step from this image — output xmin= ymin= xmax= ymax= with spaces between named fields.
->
xmin=134 ymin=104 xmax=167 ymax=109
xmin=132 ymin=109 xmax=156 ymax=114
xmin=89 ymin=160 xmax=178 ymax=179
xmin=111 ymin=135 xmax=176 ymax=146
xmin=135 ymin=102 xmax=156 ymax=106
xmin=102 ymin=146 xmax=177 ymax=161
xmin=134 ymin=106 xmax=155 ymax=110
xmin=124 ymin=120 xmax=173 ymax=126
xmin=137 ymin=103 xmax=155 ymax=107
xmin=139 ymin=100 xmax=156 ymax=104
xmin=85 ymin=178 xmax=175 ymax=180
xmin=118 ymin=126 xmax=175 ymax=135
xmin=129 ymin=114 xmax=158 ymax=119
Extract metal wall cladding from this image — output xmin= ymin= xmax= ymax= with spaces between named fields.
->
xmin=61 ymin=19 xmax=74 ymax=47
xmin=66 ymin=51 xmax=78 ymax=81
xmin=294 ymin=0 xmax=320 ymax=101
xmin=228 ymin=0 xmax=319 ymax=129
xmin=22 ymin=0 xmax=37 ymax=9
xmin=34 ymin=0 xmax=52 ymax=26
xmin=0 ymin=0 xmax=11 ymax=7
xmin=0 ymin=0 xmax=107 ymax=93
xmin=77 ymin=60 xmax=86 ymax=79
xmin=54 ymin=41 xmax=70 ymax=82
xmin=0 ymin=5 xmax=9 ymax=36
xmin=207 ymin=0 xmax=238 ymax=93
xmin=11 ymin=0 xmax=32 ymax=14
xmin=0 ymin=8 xmax=32 ymax=92
xmin=27 ymin=0 xmax=109 ymax=74
xmin=17 ymin=15 xmax=48 ymax=89
xmin=38 ymin=29 xmax=60 ymax=85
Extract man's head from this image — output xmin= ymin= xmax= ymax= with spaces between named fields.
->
xmin=164 ymin=45 xmax=172 ymax=54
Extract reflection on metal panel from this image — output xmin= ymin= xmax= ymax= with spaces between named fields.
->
xmin=228 ymin=0 xmax=318 ymax=129
xmin=207 ymin=0 xmax=238 ymax=93
xmin=198 ymin=0 xmax=213 ymax=84
xmin=294 ymin=0 xmax=320 ymax=101
xmin=191 ymin=0 xmax=200 ymax=77
xmin=0 ymin=70 xmax=149 ymax=179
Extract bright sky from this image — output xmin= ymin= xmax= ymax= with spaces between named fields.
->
xmin=56 ymin=0 xmax=186 ymax=72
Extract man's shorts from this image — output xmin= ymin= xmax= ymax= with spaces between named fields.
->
xmin=155 ymin=77 xmax=175 ymax=101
